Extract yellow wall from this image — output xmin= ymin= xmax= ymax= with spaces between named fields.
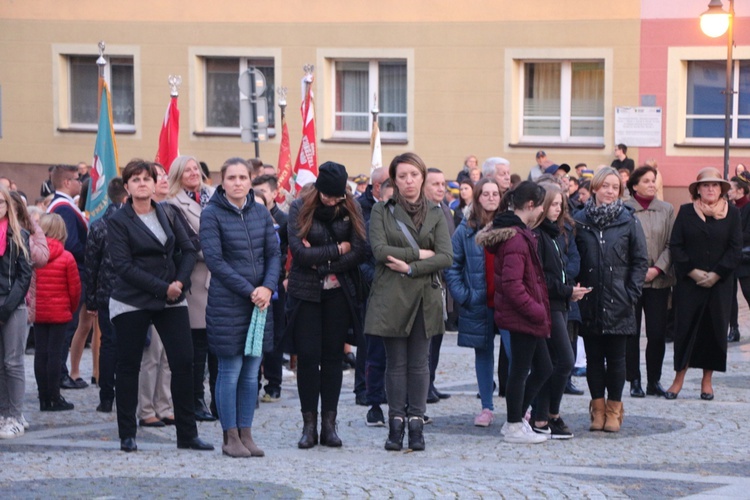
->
xmin=0 ymin=1 xmax=642 ymax=191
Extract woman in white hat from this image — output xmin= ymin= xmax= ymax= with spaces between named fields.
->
xmin=665 ymin=167 xmax=742 ymax=400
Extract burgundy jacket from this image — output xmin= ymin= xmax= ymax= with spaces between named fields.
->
xmin=477 ymin=214 xmax=551 ymax=338
xmin=35 ymin=237 xmax=81 ymax=324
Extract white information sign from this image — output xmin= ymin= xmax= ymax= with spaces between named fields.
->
xmin=614 ymin=107 xmax=662 ymax=147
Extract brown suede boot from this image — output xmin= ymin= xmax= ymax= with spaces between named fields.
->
xmin=320 ymin=410 xmax=342 ymax=447
xmin=298 ymin=412 xmax=318 ymax=449
xmin=239 ymin=428 xmax=264 ymax=457
xmin=589 ymin=398 xmax=606 ymax=431
xmin=222 ymin=428 xmax=252 ymax=457
xmin=603 ymin=400 xmax=624 ymax=432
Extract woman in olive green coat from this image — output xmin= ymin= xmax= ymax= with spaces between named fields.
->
xmin=365 ymin=152 xmax=453 ymax=452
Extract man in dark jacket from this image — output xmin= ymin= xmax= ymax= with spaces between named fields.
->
xmin=252 ymin=175 xmax=288 ymax=402
xmin=425 ymin=168 xmax=456 ymax=403
xmin=357 ymin=167 xmax=388 ymax=223
xmin=85 ymin=177 xmax=127 ymax=412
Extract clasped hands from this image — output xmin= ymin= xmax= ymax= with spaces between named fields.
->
xmin=386 ymin=249 xmax=434 ymax=274
xmin=688 ymin=269 xmax=720 ymax=288
xmin=251 ymin=286 xmax=273 ymax=311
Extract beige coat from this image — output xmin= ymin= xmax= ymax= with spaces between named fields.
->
xmin=625 ymin=197 xmax=675 ymax=289
xmin=168 ymin=188 xmax=214 ymax=328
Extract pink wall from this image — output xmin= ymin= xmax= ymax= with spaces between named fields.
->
xmin=642 ymin=0 xmax=750 ymax=20
xmin=639 ymin=16 xmax=750 ymax=191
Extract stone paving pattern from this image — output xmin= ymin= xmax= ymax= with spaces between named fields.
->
xmin=2 ymin=318 xmax=750 ymax=498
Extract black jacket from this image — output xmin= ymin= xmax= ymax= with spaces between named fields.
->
xmin=107 ymin=200 xmax=197 ymax=311
xmin=0 ymin=228 xmax=32 ymax=323
xmin=534 ymin=219 xmax=573 ymax=312
xmin=573 ymin=205 xmax=648 ymax=336
xmin=84 ymin=203 xmax=119 ymax=310
xmin=357 ymin=185 xmax=377 ymax=223
xmin=286 ymin=198 xmax=367 ymax=304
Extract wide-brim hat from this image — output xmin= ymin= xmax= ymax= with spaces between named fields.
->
xmin=688 ymin=167 xmax=731 ymax=198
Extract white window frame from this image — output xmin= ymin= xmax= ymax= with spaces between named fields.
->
xmin=317 ymin=48 xmax=414 ymax=144
xmin=52 ymin=44 xmax=140 ymax=136
xmin=330 ymin=59 xmax=407 ymax=141
xmin=518 ymin=60 xmax=605 ymax=145
xmin=189 ymin=47 xmax=281 ymax=139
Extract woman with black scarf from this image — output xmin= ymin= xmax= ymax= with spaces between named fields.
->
xmin=286 ymin=162 xmax=367 ymax=449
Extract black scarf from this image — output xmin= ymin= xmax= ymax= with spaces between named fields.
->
xmin=492 ymin=210 xmax=525 ymax=230
xmin=314 ymin=203 xmax=348 ymax=224
xmin=539 ymin=217 xmax=561 ymax=238
xmin=584 ymin=198 xmax=623 ymax=228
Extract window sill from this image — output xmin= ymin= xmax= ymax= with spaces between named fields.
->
xmin=193 ymin=130 xmax=277 ymax=139
xmin=674 ymin=142 xmax=750 ymax=148
xmin=321 ymin=137 xmax=408 ymax=145
xmin=508 ymin=142 xmax=605 ymax=149
xmin=57 ymin=127 xmax=136 ymax=135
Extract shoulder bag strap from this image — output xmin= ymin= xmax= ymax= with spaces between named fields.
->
xmin=388 ymin=205 xmax=420 ymax=252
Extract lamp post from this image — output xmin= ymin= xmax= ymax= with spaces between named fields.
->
xmin=700 ymin=0 xmax=734 ymax=180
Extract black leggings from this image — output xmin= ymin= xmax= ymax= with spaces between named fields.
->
xmin=33 ymin=323 xmax=67 ymax=401
xmin=506 ymin=332 xmax=552 ymax=423
xmin=534 ymin=311 xmax=575 ymax=420
xmin=292 ymin=289 xmax=351 ymax=413
xmin=584 ymin=335 xmax=627 ymax=401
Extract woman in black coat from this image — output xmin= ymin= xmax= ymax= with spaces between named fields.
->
xmin=573 ymin=167 xmax=648 ymax=433
xmin=665 ymin=168 xmax=742 ymax=401
xmin=286 ymin=162 xmax=367 ymax=449
xmin=107 ymin=160 xmax=212 ymax=453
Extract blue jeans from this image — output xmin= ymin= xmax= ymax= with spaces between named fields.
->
xmin=475 ymin=341 xmax=495 ymax=411
xmin=216 ymin=354 xmax=263 ymax=430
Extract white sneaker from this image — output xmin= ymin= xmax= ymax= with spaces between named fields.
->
xmin=20 ymin=414 xmax=29 ymax=430
xmin=0 ymin=417 xmax=25 ymax=439
xmin=500 ymin=421 xmax=508 ymax=435
xmin=504 ymin=422 xmax=546 ymax=444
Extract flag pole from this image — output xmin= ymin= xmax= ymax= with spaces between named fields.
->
xmin=96 ymin=41 xmax=106 ymax=116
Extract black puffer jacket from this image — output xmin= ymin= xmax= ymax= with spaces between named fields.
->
xmin=0 ymin=228 xmax=32 ymax=323
xmin=85 ymin=203 xmax=120 ymax=311
xmin=286 ymin=198 xmax=367 ymax=304
xmin=573 ymin=204 xmax=648 ymax=336
xmin=534 ymin=219 xmax=573 ymax=312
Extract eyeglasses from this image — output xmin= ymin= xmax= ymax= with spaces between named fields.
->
xmin=157 ymin=174 xmax=169 ymax=181
xmin=320 ymin=193 xmax=346 ymax=203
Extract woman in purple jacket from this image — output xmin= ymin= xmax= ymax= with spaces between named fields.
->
xmin=477 ymin=181 xmax=552 ymax=444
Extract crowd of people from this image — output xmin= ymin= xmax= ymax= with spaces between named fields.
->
xmin=0 ymin=146 xmax=744 ymax=453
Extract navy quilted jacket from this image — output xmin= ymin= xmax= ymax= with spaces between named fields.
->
xmin=200 ymin=187 xmax=281 ymax=357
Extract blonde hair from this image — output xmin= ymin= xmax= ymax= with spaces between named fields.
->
xmin=0 ymin=186 xmax=29 ymax=260
xmin=590 ymin=166 xmax=624 ymax=198
xmin=167 ymin=155 xmax=208 ymax=198
xmin=40 ymin=213 xmax=68 ymax=243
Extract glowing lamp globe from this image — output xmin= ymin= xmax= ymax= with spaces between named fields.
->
xmin=700 ymin=1 xmax=730 ymax=38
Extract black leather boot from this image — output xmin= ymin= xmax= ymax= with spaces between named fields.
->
xmin=384 ymin=417 xmax=405 ymax=451
xmin=630 ymin=379 xmax=645 ymax=398
xmin=194 ymin=398 xmax=217 ymax=422
xmin=408 ymin=416 xmax=425 ymax=451
xmin=320 ymin=410 xmax=342 ymax=447
xmin=298 ymin=412 xmax=318 ymax=449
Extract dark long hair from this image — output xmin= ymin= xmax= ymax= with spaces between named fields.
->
xmin=296 ymin=186 xmax=366 ymax=241
xmin=499 ymin=180 xmax=546 ymax=212
xmin=467 ymin=177 xmax=501 ymax=229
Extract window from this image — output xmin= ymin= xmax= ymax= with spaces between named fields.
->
xmin=686 ymin=60 xmax=750 ymax=140
xmin=333 ymin=60 xmax=407 ymax=139
xmin=520 ymin=60 xmax=604 ymax=143
xmin=68 ymin=55 xmax=135 ymax=131
xmin=204 ymin=57 xmax=275 ymax=132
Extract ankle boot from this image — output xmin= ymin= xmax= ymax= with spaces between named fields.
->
xmin=407 ymin=416 xmax=425 ymax=451
xmin=589 ymin=398 xmax=606 ymax=431
xmin=298 ymin=412 xmax=318 ymax=449
xmin=222 ymin=428 xmax=252 ymax=458
xmin=239 ymin=428 xmax=264 ymax=457
xmin=603 ymin=399 xmax=624 ymax=432
xmin=630 ymin=378 xmax=645 ymax=398
xmin=39 ymin=397 xmax=49 ymax=412
xmin=320 ymin=410 xmax=342 ymax=447
xmin=385 ymin=417 xmax=405 ymax=451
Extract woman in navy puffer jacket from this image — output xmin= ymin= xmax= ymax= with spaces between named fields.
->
xmin=200 ymin=158 xmax=281 ymax=458
xmin=445 ymin=178 xmax=502 ymax=428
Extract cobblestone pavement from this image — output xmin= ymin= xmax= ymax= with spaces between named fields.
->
xmin=2 ymin=319 xmax=750 ymax=498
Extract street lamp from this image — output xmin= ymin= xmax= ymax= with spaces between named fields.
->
xmin=700 ymin=0 xmax=734 ymax=180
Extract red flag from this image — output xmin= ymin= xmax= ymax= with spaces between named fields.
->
xmin=276 ymin=115 xmax=293 ymax=203
xmin=155 ymin=95 xmax=179 ymax=172
xmin=293 ymin=77 xmax=318 ymax=189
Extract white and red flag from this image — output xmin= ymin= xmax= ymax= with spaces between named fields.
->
xmin=155 ymin=95 xmax=179 ymax=172
xmin=293 ymin=74 xmax=318 ymax=190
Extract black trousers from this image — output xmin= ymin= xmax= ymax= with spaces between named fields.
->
xmin=506 ymin=332 xmax=552 ymax=423
xmin=626 ymin=287 xmax=669 ymax=384
xmin=429 ymin=334 xmax=443 ymax=387
xmin=34 ymin=323 xmax=67 ymax=401
xmin=293 ymin=289 xmax=351 ymax=413
xmin=97 ymin=303 xmax=117 ymax=403
xmin=191 ymin=328 xmax=217 ymax=406
xmin=112 ymin=307 xmax=197 ymax=441
xmin=584 ymin=335 xmax=627 ymax=401
xmin=730 ymin=277 xmax=750 ymax=328
xmin=262 ymin=289 xmax=287 ymax=394
xmin=534 ymin=311 xmax=574 ymax=420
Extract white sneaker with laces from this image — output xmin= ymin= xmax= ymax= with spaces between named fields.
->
xmin=20 ymin=414 xmax=29 ymax=430
xmin=504 ymin=422 xmax=546 ymax=444
xmin=0 ymin=417 xmax=24 ymax=439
